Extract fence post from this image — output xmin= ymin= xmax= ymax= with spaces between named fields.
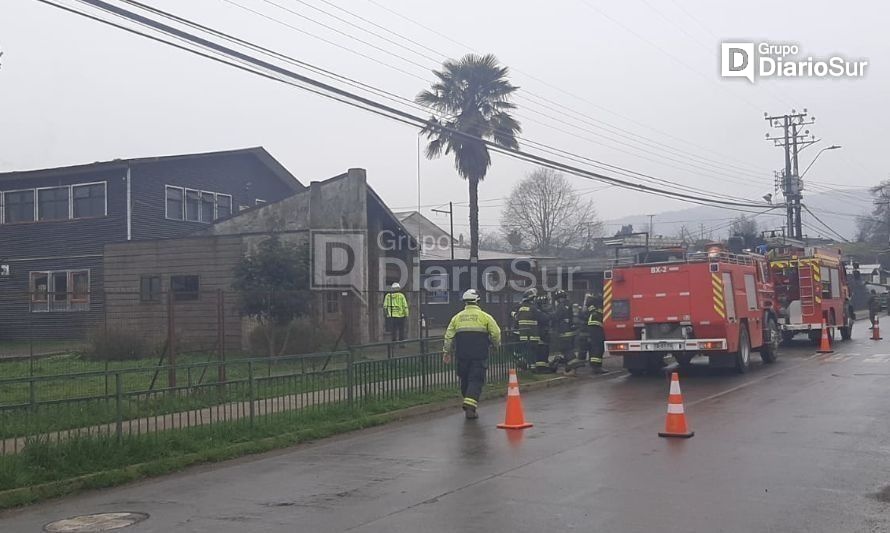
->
xmin=421 ymin=338 xmax=428 ymax=393
xmin=248 ymin=360 xmax=256 ymax=427
xmin=29 ymin=378 xmax=36 ymax=411
xmin=218 ymin=289 xmax=226 ymax=386
xmin=346 ymin=348 xmax=355 ymax=408
xmin=115 ymin=372 xmax=123 ymax=443
xmin=167 ymin=292 xmax=177 ymax=389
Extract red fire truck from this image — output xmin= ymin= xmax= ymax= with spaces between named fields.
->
xmin=767 ymin=241 xmax=854 ymax=343
xmin=603 ymin=246 xmax=779 ymax=375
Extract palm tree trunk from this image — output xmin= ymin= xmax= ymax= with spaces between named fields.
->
xmin=468 ymin=177 xmax=479 ymax=264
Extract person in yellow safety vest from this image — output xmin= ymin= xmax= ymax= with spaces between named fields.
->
xmin=383 ymin=282 xmax=409 ymax=343
xmin=551 ymin=289 xmax=581 ymax=373
xmin=443 ymin=289 xmax=502 ymax=419
xmin=579 ymin=293 xmax=606 ymax=374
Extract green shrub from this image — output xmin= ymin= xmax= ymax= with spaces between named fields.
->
xmin=82 ymin=329 xmax=150 ymax=361
xmin=248 ymin=317 xmax=341 ymax=356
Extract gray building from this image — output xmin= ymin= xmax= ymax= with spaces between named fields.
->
xmin=0 ymin=147 xmax=302 ymax=341
xmin=103 ymin=168 xmax=417 ymax=350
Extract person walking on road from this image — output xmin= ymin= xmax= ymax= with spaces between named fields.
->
xmin=443 ymin=289 xmax=502 ymax=419
xmin=868 ymin=289 xmax=881 ymax=329
xmin=383 ymin=282 xmax=409 ymax=342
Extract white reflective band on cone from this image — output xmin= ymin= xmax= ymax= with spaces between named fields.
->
xmin=670 ymin=380 xmax=681 ymax=395
xmin=508 ymin=373 xmax=518 ymax=384
xmin=508 ymin=387 xmax=520 ymax=396
xmin=667 ymin=403 xmax=685 ymax=414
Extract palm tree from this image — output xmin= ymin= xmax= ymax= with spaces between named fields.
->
xmin=416 ymin=53 xmax=521 ymax=262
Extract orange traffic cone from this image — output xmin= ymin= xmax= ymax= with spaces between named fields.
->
xmin=497 ymin=369 xmax=533 ymax=430
xmin=872 ymin=317 xmax=883 ymax=341
xmin=658 ymin=372 xmax=694 ymax=438
xmin=817 ymin=320 xmax=833 ymax=353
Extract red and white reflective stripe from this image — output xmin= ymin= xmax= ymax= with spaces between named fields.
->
xmin=655 ymin=293 xmax=667 ymax=297
xmin=508 ymin=371 xmax=518 ymax=384
xmin=670 ymin=379 xmax=682 ymax=395
xmin=508 ymin=386 xmax=520 ymax=397
xmin=667 ymin=403 xmax=685 ymax=414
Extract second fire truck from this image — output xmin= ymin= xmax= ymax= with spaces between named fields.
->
xmin=766 ymin=239 xmax=854 ymax=343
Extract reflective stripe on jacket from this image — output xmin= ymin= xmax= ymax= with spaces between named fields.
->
xmin=383 ymin=292 xmax=409 ymax=318
xmin=444 ymin=304 xmax=502 ymax=360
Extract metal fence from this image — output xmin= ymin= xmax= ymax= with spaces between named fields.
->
xmin=0 ymin=340 xmax=531 ymax=455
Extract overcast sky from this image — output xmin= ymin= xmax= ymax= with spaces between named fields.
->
xmin=1 ymin=0 xmax=887 ymax=238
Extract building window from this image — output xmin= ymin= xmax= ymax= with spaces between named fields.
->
xmin=325 ymin=292 xmax=339 ymax=314
xmin=217 ymin=194 xmax=233 ymax=219
xmin=73 ymin=183 xmax=106 ymax=218
xmin=30 ymin=270 xmax=90 ymax=312
xmin=185 ymin=189 xmax=201 ymax=221
xmin=423 ymin=273 xmax=450 ymax=304
xmin=166 ymin=186 xmax=184 ymax=220
xmin=200 ymin=192 xmax=215 ymax=222
xmin=171 ymin=275 xmax=199 ymax=301
xmin=5 ymin=190 xmax=35 ymax=223
xmin=37 ymin=187 xmax=71 ymax=222
xmin=140 ymin=275 xmax=162 ymax=302
xmin=166 ymin=186 xmax=232 ymax=222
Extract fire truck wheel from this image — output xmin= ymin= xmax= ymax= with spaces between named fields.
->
xmin=840 ymin=313 xmax=853 ymax=341
xmin=761 ymin=318 xmax=780 ymax=364
xmin=735 ymin=326 xmax=751 ymax=374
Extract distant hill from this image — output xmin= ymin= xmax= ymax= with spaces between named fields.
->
xmin=604 ymin=188 xmax=869 ymax=241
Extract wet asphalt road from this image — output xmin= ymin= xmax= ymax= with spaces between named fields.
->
xmin=4 ymin=321 xmax=890 ymax=532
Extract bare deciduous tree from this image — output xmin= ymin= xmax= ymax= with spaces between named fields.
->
xmin=500 ymin=168 xmax=602 ymax=255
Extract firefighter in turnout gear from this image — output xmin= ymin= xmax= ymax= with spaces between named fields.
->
xmin=512 ymin=288 xmax=552 ymax=373
xmin=535 ymin=293 xmax=555 ymax=373
xmin=578 ymin=293 xmax=606 ymax=373
xmin=443 ymin=289 xmax=502 ymax=419
xmin=577 ymin=294 xmax=606 ymax=374
xmin=551 ymin=290 xmax=581 ymax=372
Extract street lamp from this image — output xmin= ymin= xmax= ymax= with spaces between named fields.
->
xmin=800 ymin=144 xmax=841 ymax=178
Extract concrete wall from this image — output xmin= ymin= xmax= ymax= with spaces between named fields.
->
xmin=104 ymin=235 xmax=245 ymax=353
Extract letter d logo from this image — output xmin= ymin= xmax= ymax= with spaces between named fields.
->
xmin=721 ymin=42 xmax=755 ymax=83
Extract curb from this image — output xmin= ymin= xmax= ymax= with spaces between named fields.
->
xmin=0 ymin=372 xmax=587 ymax=510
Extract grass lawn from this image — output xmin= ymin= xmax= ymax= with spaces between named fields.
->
xmin=0 ymin=388 xmax=468 ymax=508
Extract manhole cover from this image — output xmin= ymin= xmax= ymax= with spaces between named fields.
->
xmin=44 ymin=512 xmax=149 ymax=532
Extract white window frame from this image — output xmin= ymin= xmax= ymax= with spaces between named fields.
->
xmin=29 ymin=269 xmax=90 ymax=312
xmin=166 ymin=185 xmax=232 ymax=223
xmin=165 ymin=185 xmax=185 ymax=220
xmin=3 ymin=188 xmax=37 ymax=224
xmin=72 ymin=181 xmax=108 ymax=219
xmin=216 ymin=193 xmax=233 ymax=219
xmin=36 ymin=185 xmax=72 ymax=222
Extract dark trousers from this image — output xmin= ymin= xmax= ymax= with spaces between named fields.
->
xmin=534 ymin=342 xmax=549 ymax=367
xmin=389 ymin=317 xmax=406 ymax=341
xmin=588 ymin=327 xmax=605 ymax=366
xmin=457 ymin=358 xmax=487 ymax=402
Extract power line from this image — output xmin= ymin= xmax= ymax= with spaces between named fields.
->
xmin=229 ymin=0 xmax=773 ymax=188
xmin=45 ymin=0 xmax=776 ymax=215
xmin=201 ymin=0 xmax=765 ymax=201
xmin=802 ymin=204 xmax=850 ymax=242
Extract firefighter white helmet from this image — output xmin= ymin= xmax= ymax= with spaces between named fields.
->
xmin=391 ymin=282 xmax=401 ymax=290
xmin=462 ymin=289 xmax=480 ymax=303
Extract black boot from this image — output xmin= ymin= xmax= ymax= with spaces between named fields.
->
xmin=463 ymin=405 xmax=478 ymax=419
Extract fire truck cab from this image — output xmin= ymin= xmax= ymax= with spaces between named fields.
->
xmin=767 ymin=241 xmax=854 ymax=343
xmin=603 ymin=246 xmax=779 ymax=375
